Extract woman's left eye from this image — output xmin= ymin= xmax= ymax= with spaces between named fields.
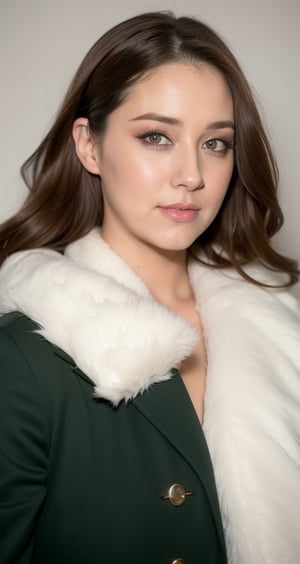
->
xmin=203 ymin=138 xmax=233 ymax=153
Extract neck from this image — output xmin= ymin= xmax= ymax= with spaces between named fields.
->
xmin=101 ymin=231 xmax=192 ymax=306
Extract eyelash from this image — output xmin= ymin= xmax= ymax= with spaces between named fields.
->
xmin=136 ymin=129 xmax=171 ymax=148
xmin=136 ymin=129 xmax=234 ymax=154
xmin=203 ymin=138 xmax=234 ymax=154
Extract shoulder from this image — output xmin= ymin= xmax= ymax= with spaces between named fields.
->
xmin=190 ymin=258 xmax=300 ymax=317
xmin=0 ymin=311 xmax=58 ymax=379
xmin=0 ymin=311 xmax=41 ymax=348
xmin=0 ymin=311 xmax=91 ymax=403
xmin=0 ymin=312 xmax=43 ymax=380
xmin=0 ymin=310 xmax=38 ymax=331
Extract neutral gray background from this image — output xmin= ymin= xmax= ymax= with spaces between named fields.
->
xmin=1 ymin=0 xmax=299 ymax=297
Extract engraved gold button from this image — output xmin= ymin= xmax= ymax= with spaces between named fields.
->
xmin=162 ymin=483 xmax=192 ymax=507
xmin=172 ymin=559 xmax=186 ymax=564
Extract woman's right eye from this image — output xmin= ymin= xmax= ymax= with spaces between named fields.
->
xmin=137 ymin=130 xmax=171 ymax=147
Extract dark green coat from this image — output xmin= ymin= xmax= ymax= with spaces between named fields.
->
xmin=0 ymin=312 xmax=227 ymax=564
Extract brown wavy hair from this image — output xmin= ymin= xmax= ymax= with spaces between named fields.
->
xmin=0 ymin=11 xmax=298 ymax=286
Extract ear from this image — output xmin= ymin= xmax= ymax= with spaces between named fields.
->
xmin=72 ymin=118 xmax=100 ymax=175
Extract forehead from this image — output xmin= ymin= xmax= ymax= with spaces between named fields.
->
xmin=116 ymin=62 xmax=233 ymax=123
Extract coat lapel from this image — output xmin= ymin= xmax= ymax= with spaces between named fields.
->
xmin=132 ymin=369 xmax=226 ymax=556
xmin=53 ymin=348 xmax=95 ymax=386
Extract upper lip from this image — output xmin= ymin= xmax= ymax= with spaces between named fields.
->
xmin=159 ymin=202 xmax=200 ymax=210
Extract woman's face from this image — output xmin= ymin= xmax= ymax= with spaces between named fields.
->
xmin=91 ymin=62 xmax=234 ymax=256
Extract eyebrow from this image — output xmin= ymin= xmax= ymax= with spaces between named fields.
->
xmin=130 ymin=112 xmax=235 ymax=130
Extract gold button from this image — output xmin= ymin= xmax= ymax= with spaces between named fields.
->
xmin=172 ymin=559 xmax=186 ymax=564
xmin=162 ymin=483 xmax=192 ymax=507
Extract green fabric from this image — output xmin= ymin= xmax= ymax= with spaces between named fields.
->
xmin=0 ymin=312 xmax=227 ymax=563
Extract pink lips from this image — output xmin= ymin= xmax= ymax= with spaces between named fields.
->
xmin=158 ymin=202 xmax=200 ymax=223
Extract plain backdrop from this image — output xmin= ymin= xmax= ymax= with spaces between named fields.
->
xmin=1 ymin=0 xmax=299 ymax=297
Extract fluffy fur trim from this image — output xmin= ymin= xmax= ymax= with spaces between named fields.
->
xmin=188 ymin=260 xmax=300 ymax=564
xmin=0 ymin=232 xmax=198 ymax=404
xmin=0 ymin=228 xmax=299 ymax=563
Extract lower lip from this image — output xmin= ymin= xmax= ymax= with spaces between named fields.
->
xmin=158 ymin=207 xmax=200 ymax=222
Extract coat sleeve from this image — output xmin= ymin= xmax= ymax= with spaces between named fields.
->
xmin=0 ymin=327 xmax=48 ymax=564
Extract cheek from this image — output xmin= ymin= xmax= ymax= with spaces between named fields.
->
xmin=102 ymin=149 xmax=163 ymax=190
xmin=207 ymin=165 xmax=233 ymax=203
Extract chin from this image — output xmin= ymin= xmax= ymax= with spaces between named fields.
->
xmin=155 ymin=235 xmax=200 ymax=253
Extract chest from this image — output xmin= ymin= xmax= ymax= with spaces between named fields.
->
xmin=32 ymin=359 xmax=225 ymax=563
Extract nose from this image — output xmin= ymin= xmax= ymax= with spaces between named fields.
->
xmin=171 ymin=146 xmax=205 ymax=191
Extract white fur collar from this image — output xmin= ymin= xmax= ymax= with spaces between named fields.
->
xmin=0 ymin=228 xmax=300 ymax=564
xmin=0 ymin=230 xmax=199 ymax=404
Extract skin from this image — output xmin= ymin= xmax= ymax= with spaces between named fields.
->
xmin=73 ymin=62 xmax=235 ymax=422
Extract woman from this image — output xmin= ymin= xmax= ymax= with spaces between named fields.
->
xmin=0 ymin=11 xmax=299 ymax=564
